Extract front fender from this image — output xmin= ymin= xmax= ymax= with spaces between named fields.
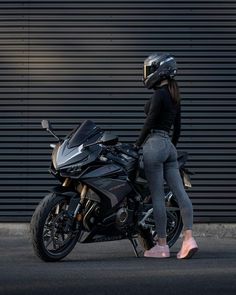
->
xmin=50 ymin=185 xmax=79 ymax=198
xmin=50 ymin=186 xmax=81 ymax=217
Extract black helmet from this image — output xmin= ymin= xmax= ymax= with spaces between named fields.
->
xmin=143 ymin=53 xmax=177 ymax=89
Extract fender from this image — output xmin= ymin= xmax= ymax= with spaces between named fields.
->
xmin=50 ymin=186 xmax=81 ymax=217
xmin=50 ymin=185 xmax=79 ymax=197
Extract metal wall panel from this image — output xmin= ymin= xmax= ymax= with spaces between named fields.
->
xmin=0 ymin=0 xmax=236 ymax=222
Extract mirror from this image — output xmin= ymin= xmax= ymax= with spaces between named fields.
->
xmin=41 ymin=119 xmax=61 ymax=142
xmin=41 ymin=119 xmax=51 ymax=130
xmin=99 ymin=131 xmax=118 ymax=145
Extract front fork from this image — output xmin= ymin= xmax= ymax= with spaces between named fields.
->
xmin=74 ymin=184 xmax=88 ymax=219
xmin=62 ymin=178 xmax=88 ymax=221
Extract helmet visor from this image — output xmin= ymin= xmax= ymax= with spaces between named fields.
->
xmin=143 ymin=65 xmax=155 ymax=80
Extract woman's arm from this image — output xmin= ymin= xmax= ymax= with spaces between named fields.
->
xmin=172 ymin=103 xmax=181 ymax=147
xmin=135 ymin=92 xmax=161 ymax=147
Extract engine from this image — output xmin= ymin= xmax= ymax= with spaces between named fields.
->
xmin=82 ymin=189 xmax=102 ymax=231
xmin=115 ymin=207 xmax=134 ymax=231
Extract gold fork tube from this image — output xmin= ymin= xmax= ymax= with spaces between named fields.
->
xmin=80 ymin=185 xmax=88 ymax=202
xmin=62 ymin=178 xmax=71 ymax=187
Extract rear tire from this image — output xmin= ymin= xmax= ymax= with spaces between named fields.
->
xmin=30 ymin=193 xmax=81 ymax=262
xmin=166 ymin=198 xmax=183 ymax=247
xmin=140 ymin=196 xmax=183 ymax=249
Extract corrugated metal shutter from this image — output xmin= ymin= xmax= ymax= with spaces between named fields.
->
xmin=0 ymin=0 xmax=236 ymax=222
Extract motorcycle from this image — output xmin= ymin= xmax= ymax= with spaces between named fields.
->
xmin=30 ymin=119 xmax=192 ymax=262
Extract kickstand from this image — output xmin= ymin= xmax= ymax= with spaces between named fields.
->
xmin=129 ymin=237 xmax=142 ymax=258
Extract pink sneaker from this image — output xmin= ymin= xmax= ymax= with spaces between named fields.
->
xmin=177 ymin=237 xmax=198 ymax=259
xmin=144 ymin=243 xmax=170 ymax=258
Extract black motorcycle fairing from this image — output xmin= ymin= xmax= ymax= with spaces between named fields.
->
xmin=68 ymin=120 xmax=102 ymax=148
xmin=79 ymin=163 xmax=124 ymax=179
xmin=79 ymin=223 xmax=125 ymax=244
xmin=57 ymin=139 xmax=89 ymax=167
xmin=58 ymin=145 xmax=103 ymax=177
xmin=83 ymin=177 xmax=133 ymax=208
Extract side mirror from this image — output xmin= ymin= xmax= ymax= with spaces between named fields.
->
xmin=41 ymin=119 xmax=61 ymax=142
xmin=99 ymin=131 xmax=118 ymax=146
xmin=41 ymin=119 xmax=51 ymax=130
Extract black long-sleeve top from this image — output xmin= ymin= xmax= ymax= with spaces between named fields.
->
xmin=136 ymin=84 xmax=181 ymax=147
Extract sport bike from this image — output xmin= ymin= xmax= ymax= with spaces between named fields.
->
xmin=30 ymin=119 xmax=193 ymax=261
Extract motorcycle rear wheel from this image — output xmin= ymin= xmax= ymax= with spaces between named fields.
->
xmin=165 ymin=198 xmax=183 ymax=247
xmin=30 ymin=193 xmax=81 ymax=262
xmin=140 ymin=196 xmax=183 ymax=250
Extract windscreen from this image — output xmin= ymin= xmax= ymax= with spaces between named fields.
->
xmin=68 ymin=120 xmax=102 ymax=148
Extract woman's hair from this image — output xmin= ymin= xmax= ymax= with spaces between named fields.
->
xmin=168 ymin=78 xmax=181 ymax=104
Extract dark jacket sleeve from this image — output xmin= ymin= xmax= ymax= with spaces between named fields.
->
xmin=135 ymin=92 xmax=161 ymax=147
xmin=171 ymin=103 xmax=181 ymax=147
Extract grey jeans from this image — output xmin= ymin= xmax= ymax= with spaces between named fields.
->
xmin=143 ymin=130 xmax=193 ymax=238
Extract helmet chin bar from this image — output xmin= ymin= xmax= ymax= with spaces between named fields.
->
xmin=143 ymin=73 xmax=155 ymax=89
xmin=143 ymin=70 xmax=163 ymax=89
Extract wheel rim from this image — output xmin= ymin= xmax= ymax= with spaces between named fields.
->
xmin=166 ymin=206 xmax=182 ymax=245
xmin=42 ymin=200 xmax=76 ymax=254
xmin=144 ymin=203 xmax=182 ymax=247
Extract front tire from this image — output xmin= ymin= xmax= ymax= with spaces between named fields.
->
xmin=30 ymin=193 xmax=81 ymax=262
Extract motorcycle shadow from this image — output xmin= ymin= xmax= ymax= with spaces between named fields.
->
xmin=61 ymin=239 xmax=185 ymax=263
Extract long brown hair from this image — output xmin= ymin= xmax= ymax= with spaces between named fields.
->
xmin=168 ymin=79 xmax=181 ymax=104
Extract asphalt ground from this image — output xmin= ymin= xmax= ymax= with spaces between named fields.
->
xmin=0 ymin=236 xmax=235 ymax=295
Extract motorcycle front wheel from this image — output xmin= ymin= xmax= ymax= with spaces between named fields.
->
xmin=30 ymin=193 xmax=81 ymax=262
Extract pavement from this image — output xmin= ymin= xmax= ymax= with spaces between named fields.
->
xmin=0 ymin=231 xmax=235 ymax=295
xmin=2 ymin=222 xmax=236 ymax=239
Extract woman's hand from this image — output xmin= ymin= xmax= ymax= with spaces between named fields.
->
xmin=132 ymin=143 xmax=140 ymax=151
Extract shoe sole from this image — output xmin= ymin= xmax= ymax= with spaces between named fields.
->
xmin=178 ymin=247 xmax=198 ymax=259
xmin=144 ymin=255 xmax=170 ymax=258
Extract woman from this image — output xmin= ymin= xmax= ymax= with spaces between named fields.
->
xmin=135 ymin=53 xmax=198 ymax=259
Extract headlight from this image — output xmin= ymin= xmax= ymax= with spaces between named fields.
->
xmin=51 ymin=143 xmax=60 ymax=169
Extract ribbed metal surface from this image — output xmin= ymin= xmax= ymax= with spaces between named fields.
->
xmin=0 ymin=0 xmax=236 ymax=222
